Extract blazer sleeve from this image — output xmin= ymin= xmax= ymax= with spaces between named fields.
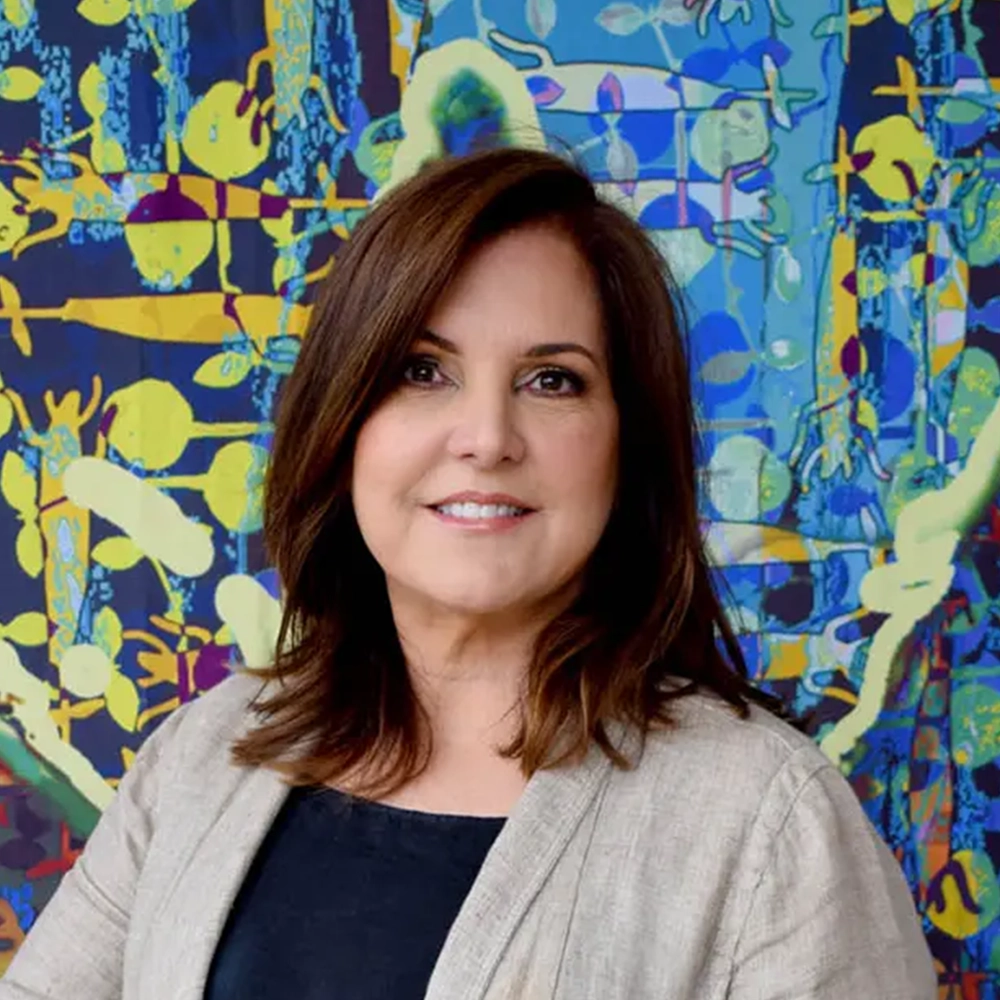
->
xmin=728 ymin=763 xmax=938 ymax=1000
xmin=0 ymin=700 xmax=193 ymax=999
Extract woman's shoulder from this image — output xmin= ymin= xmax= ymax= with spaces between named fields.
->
xmin=621 ymin=689 xmax=842 ymax=829
xmin=140 ymin=669 xmax=269 ymax=778
xmin=178 ymin=668 xmax=268 ymax=737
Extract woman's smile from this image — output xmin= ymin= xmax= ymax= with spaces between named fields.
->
xmin=426 ymin=491 xmax=538 ymax=533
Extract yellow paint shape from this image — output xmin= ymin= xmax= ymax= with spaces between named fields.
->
xmin=60 ymin=643 xmax=114 ymax=698
xmin=183 ymin=81 xmax=271 ymax=182
xmin=125 ymin=219 xmax=215 ymax=288
xmin=78 ymin=62 xmax=108 ymax=117
xmin=0 ymin=66 xmax=44 ymax=102
xmin=0 ymin=180 xmax=30 ymax=253
xmin=886 ymin=0 xmax=951 ymax=26
xmin=764 ymin=635 xmax=810 ymax=680
xmin=387 ymin=37 xmax=544 ymax=193
xmin=0 ymin=611 xmax=47 ymax=646
xmin=926 ymin=850 xmax=1000 ymax=939
xmin=63 ymin=456 xmax=214 ymax=577
xmin=0 ymin=639 xmax=113 ymax=809
xmin=3 ymin=0 xmax=34 ymax=28
xmin=215 ymin=573 xmax=282 ymax=669
xmin=76 ymin=0 xmax=129 ymax=25
xmin=822 ymin=393 xmax=1000 ymax=762
xmin=854 ymin=115 xmax=935 ymax=203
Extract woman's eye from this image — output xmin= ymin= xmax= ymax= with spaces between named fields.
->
xmin=401 ymin=356 xmax=443 ymax=385
xmin=525 ymin=368 xmax=585 ymax=396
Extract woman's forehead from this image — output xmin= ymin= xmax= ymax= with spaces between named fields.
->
xmin=425 ymin=227 xmax=604 ymax=345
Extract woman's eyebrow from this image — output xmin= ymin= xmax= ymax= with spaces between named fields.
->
xmin=417 ymin=330 xmax=459 ymax=353
xmin=417 ymin=331 xmax=599 ymax=367
xmin=524 ymin=342 xmax=599 ymax=365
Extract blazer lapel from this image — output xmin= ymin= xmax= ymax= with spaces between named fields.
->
xmin=141 ymin=761 xmax=291 ymax=1000
xmin=423 ymin=735 xmax=623 ymax=1000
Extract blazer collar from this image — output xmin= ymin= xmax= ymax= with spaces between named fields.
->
xmin=425 ymin=727 xmax=630 ymax=1000
xmin=173 ymin=706 xmax=630 ymax=1000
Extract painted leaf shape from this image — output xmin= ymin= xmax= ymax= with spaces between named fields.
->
xmin=656 ymin=0 xmax=698 ymax=26
xmin=107 ymin=671 xmax=139 ymax=733
xmin=700 ymin=350 xmax=754 ymax=385
xmin=202 ymin=441 xmax=267 ymax=533
xmin=15 ymin=524 xmax=42 ymax=578
xmin=936 ymin=98 xmax=987 ymax=125
xmin=952 ymin=683 xmax=1000 ymax=770
xmin=606 ymin=132 xmax=638 ymax=185
xmin=853 ymin=8 xmax=881 ymax=26
xmin=92 ymin=535 xmax=144 ymax=571
xmin=596 ymin=3 xmax=647 ymax=35
xmin=526 ymin=0 xmax=557 ymax=39
xmin=2 ymin=611 xmax=47 ymax=646
xmin=427 ymin=0 xmax=457 ymax=15
xmin=0 ymin=276 xmax=21 ymax=311
xmin=526 ymin=74 xmax=565 ymax=106
xmin=3 ymin=0 xmax=35 ymax=28
xmin=78 ymin=62 xmax=107 ymax=117
xmin=718 ymin=0 xmax=752 ymax=24
xmin=811 ymin=13 xmax=838 ymax=37
xmin=0 ymin=66 xmax=42 ymax=101
xmin=0 ymin=278 xmax=31 ymax=356
xmin=91 ymin=134 xmax=126 ymax=173
xmin=10 ymin=316 xmax=31 ymax=357
xmin=1 ymin=451 xmax=35 ymax=515
xmin=773 ymin=247 xmax=802 ymax=303
xmin=804 ymin=162 xmax=833 ymax=184
xmin=76 ymin=0 xmax=130 ymax=25
xmin=193 ymin=351 xmax=252 ymax=389
xmin=134 ymin=0 xmax=196 ymax=11
xmin=60 ymin=643 xmax=114 ymax=698
xmin=858 ymin=505 xmax=879 ymax=544
xmin=92 ymin=605 xmax=124 ymax=660
xmin=597 ymin=72 xmax=625 ymax=114
xmin=0 ymin=396 xmax=13 ymax=438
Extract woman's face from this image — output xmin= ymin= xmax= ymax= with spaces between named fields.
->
xmin=351 ymin=223 xmax=619 ymax=621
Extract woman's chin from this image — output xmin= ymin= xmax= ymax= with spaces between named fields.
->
xmin=399 ymin=574 xmax=542 ymax=621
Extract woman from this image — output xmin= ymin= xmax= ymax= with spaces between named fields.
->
xmin=2 ymin=148 xmax=935 ymax=999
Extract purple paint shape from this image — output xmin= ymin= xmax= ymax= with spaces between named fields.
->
xmin=193 ymin=644 xmax=232 ymax=692
xmin=840 ymin=336 xmax=862 ymax=378
xmin=526 ymin=75 xmax=565 ymax=107
xmin=236 ymin=88 xmax=254 ymax=118
xmin=0 ymin=838 xmax=44 ymax=872
xmin=597 ymin=72 xmax=625 ymax=114
xmin=260 ymin=192 xmax=288 ymax=219
xmin=126 ymin=176 xmax=208 ymax=224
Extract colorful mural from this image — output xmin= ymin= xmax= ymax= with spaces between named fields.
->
xmin=0 ymin=0 xmax=998 ymax=994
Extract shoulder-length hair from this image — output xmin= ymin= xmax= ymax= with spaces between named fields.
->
xmin=230 ymin=146 xmax=776 ymax=794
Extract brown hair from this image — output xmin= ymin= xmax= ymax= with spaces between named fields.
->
xmin=230 ymin=147 xmax=778 ymax=794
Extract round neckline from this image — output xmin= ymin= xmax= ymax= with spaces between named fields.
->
xmin=301 ymin=784 xmax=508 ymax=825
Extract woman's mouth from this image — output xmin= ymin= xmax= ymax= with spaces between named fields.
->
xmin=433 ymin=501 xmax=530 ymax=520
xmin=426 ymin=494 xmax=536 ymax=530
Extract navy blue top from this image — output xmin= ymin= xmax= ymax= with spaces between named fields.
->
xmin=203 ymin=785 xmax=506 ymax=1000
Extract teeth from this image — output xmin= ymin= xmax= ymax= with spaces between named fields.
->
xmin=436 ymin=502 xmax=526 ymax=519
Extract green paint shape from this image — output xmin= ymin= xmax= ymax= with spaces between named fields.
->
xmin=951 ymin=682 xmax=1000 ymax=770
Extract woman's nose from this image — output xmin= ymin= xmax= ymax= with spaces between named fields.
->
xmin=446 ymin=383 xmax=526 ymax=468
